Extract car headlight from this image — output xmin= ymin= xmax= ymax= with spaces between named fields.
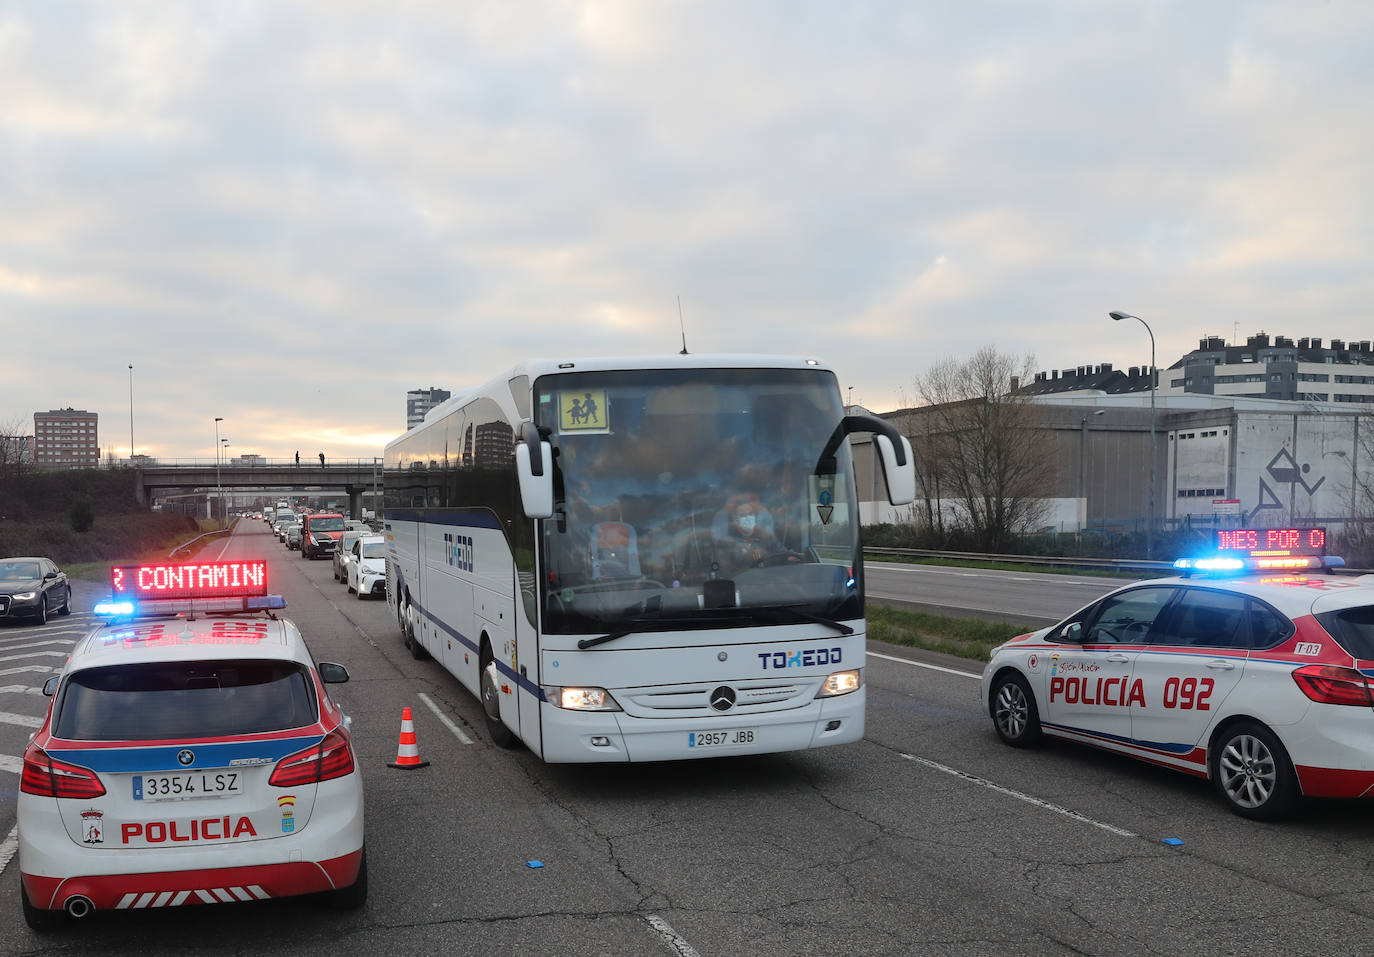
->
xmin=816 ymin=669 xmax=863 ymax=698
xmin=11 ymin=591 xmax=36 ymax=601
xmin=542 ymin=686 xmax=622 ymax=711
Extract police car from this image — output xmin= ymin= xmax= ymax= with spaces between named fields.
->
xmin=18 ymin=559 xmax=365 ymax=930
xmin=982 ymin=527 xmax=1374 ymax=819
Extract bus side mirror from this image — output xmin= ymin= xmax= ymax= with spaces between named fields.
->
xmin=516 ymin=422 xmax=554 ymax=519
xmin=875 ymin=433 xmax=916 ymax=506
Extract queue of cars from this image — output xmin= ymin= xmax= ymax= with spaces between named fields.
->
xmin=264 ymin=511 xmax=384 ymax=600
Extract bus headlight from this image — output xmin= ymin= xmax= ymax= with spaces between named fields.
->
xmin=816 ymin=669 xmax=862 ymax=698
xmin=544 ymin=686 xmax=622 ymax=711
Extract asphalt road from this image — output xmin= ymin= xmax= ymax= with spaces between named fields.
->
xmin=865 ymin=560 xmax=1139 ymax=625
xmin=4 ymin=528 xmax=1374 ymax=955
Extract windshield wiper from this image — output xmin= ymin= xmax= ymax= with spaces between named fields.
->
xmin=576 ymin=615 xmax=739 ymax=650
xmin=744 ymin=607 xmax=854 ymax=636
xmin=577 ymin=608 xmax=853 ymax=650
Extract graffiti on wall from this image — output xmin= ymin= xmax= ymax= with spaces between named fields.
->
xmin=1248 ymin=448 xmax=1326 ymax=522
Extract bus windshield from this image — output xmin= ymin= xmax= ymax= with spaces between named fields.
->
xmin=535 ymin=367 xmax=861 ymax=635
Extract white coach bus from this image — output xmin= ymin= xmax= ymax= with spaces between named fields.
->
xmin=383 ymin=355 xmax=914 ymax=762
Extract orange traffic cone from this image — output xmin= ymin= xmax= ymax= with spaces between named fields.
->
xmin=388 ymin=706 xmax=430 ymax=770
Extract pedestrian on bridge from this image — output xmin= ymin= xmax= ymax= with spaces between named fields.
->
xmin=319 ymin=452 xmax=325 ymax=467
xmin=295 ymin=451 xmax=300 ymax=466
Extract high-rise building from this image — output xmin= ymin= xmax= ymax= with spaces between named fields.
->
xmin=406 ymin=387 xmax=451 ymax=430
xmin=33 ymin=408 xmax=99 ymax=468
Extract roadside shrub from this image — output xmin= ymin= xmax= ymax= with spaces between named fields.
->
xmin=70 ymin=500 xmax=94 ymax=533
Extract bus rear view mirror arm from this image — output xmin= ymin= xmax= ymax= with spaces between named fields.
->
xmin=818 ymin=414 xmax=917 ymax=506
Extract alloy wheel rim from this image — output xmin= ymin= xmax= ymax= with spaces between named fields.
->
xmin=995 ymin=683 xmax=1027 ymax=738
xmin=1219 ymin=734 xmax=1277 ymax=808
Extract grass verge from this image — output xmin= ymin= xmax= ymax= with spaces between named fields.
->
xmin=64 ymin=521 xmax=237 ymax=583
xmin=866 ymin=604 xmax=1035 ymax=664
xmin=866 ymin=554 xmax=1147 ymax=580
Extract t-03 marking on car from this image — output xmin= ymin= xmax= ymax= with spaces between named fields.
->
xmin=981 ymin=527 xmax=1374 ymax=821
xmin=17 ymin=559 xmax=365 ymax=931
xmin=758 ymin=646 xmax=842 ymax=669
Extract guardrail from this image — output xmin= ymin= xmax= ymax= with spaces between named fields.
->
xmin=168 ymin=522 xmax=238 ymax=559
xmin=862 ymin=547 xmax=1371 ymax=576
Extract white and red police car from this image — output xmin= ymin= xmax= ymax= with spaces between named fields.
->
xmin=18 ymin=559 xmax=365 ymax=930
xmin=982 ymin=527 xmax=1374 ymax=819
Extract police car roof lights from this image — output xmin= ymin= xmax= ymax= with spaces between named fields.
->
xmin=1174 ymin=527 xmax=1344 ymax=578
xmin=96 ymin=560 xmax=286 ymax=619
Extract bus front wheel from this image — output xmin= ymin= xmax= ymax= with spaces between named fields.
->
xmin=480 ymin=645 xmax=517 ymax=748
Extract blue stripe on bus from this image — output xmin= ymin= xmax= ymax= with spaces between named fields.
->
xmin=54 ymin=736 xmax=323 ymax=773
xmin=384 ymin=508 xmax=502 ymax=529
xmin=409 ymin=595 xmax=546 ymax=702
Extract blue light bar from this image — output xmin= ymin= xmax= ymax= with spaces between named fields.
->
xmin=1175 ymin=555 xmax=1345 ymax=578
xmin=93 ymin=595 xmax=286 ymax=618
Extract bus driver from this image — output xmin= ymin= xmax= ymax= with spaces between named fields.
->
xmin=714 ymin=496 xmax=800 ymax=572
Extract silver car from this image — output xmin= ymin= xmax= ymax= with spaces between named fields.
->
xmin=333 ymin=529 xmax=374 ymax=583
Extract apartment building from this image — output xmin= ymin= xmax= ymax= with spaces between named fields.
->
xmin=33 ymin=408 xmax=99 ymax=468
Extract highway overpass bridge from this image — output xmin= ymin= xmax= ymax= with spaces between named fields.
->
xmin=135 ymin=463 xmax=382 ymax=517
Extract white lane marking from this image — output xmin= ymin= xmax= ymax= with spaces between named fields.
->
xmin=0 ymin=711 xmax=41 ymax=728
xmin=416 ymin=692 xmax=474 ymax=745
xmin=0 ymin=754 xmax=24 ymax=774
xmin=0 ymin=684 xmax=44 ymax=696
xmin=644 ymin=915 xmax=702 ymax=957
xmin=0 ymin=824 xmax=18 ymax=877
xmin=0 ymin=640 xmax=76 ymax=653
xmin=0 ymin=650 xmax=68 ymax=664
xmin=0 ymin=630 xmax=85 ymax=643
xmin=899 ymin=753 xmax=1137 ymax=838
xmin=0 ymin=665 xmax=55 ymax=676
xmin=866 ymin=650 xmax=981 ymax=680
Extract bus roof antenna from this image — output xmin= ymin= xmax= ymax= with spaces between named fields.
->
xmin=677 ymin=296 xmax=689 ymax=355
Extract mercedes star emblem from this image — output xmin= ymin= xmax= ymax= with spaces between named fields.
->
xmin=709 ymin=686 xmax=736 ymax=712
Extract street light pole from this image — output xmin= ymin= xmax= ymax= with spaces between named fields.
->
xmin=1110 ymin=311 xmax=1157 ymax=559
xmin=214 ymin=417 xmax=223 ymax=528
xmin=127 ymin=364 xmax=134 ymax=463
xmin=1079 ymin=410 xmax=1106 ymax=530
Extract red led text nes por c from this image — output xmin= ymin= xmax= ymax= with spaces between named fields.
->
xmin=1215 ymin=530 xmax=1259 ymax=551
xmin=1213 ymin=527 xmax=1326 ymax=556
xmin=108 ymin=561 xmax=269 ymax=600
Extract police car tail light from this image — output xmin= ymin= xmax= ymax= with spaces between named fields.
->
xmin=816 ymin=669 xmax=863 ymax=697
xmin=268 ymin=729 xmax=356 ymax=787
xmin=542 ymin=686 xmax=622 ymax=711
xmin=20 ymin=743 xmax=106 ymax=799
xmin=1291 ymin=665 xmax=1374 ymax=708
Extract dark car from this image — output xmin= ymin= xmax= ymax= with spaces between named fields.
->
xmin=0 ymin=557 xmax=71 ymax=625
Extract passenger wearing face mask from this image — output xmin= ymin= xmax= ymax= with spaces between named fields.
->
xmin=715 ymin=496 xmax=799 ymax=572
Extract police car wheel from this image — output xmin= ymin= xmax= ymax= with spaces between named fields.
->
xmin=21 ymin=882 xmax=64 ymax=932
xmin=327 ymin=849 xmax=368 ymax=909
xmin=990 ymin=672 xmax=1042 ymax=747
xmin=1211 ymin=721 xmax=1298 ymax=820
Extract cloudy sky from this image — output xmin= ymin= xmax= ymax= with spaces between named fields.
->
xmin=4 ymin=1 xmax=1371 ymax=461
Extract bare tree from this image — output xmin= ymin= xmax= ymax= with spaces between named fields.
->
xmin=904 ymin=347 xmax=1054 ymax=551
xmin=0 ymin=415 xmax=32 ymax=480
xmin=1343 ymin=410 xmax=1374 ymax=565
